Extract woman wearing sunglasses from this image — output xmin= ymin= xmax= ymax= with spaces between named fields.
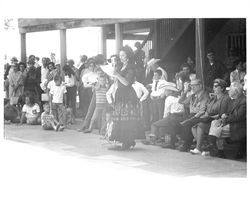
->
xmin=189 ymin=78 xmax=230 ymax=156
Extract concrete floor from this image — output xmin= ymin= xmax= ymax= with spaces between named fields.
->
xmin=3 ymin=121 xmax=247 ymax=178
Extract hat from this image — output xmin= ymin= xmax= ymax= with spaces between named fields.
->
xmin=160 ymin=82 xmax=179 ymax=92
xmin=11 ymin=57 xmax=18 ymax=63
xmin=207 ymin=49 xmax=215 ymax=56
xmin=147 ymin=58 xmax=160 ymax=68
xmin=213 ymin=78 xmax=227 ymax=88
xmin=190 ymin=79 xmax=202 ymax=86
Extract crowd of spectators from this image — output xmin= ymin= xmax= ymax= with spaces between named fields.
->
xmin=4 ymin=44 xmax=247 ymax=159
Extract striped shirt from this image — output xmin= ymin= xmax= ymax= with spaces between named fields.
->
xmin=95 ymin=86 xmax=108 ymax=108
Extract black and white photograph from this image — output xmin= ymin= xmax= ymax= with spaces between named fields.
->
xmin=1 ymin=1 xmax=249 ymax=197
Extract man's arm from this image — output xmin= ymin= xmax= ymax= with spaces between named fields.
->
xmin=139 ymin=84 xmax=149 ymax=102
xmin=106 ymin=84 xmax=115 ymax=104
xmin=178 ymin=91 xmax=191 ymax=106
xmin=49 ymin=93 xmax=53 ymax=114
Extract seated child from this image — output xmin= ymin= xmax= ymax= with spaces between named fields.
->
xmin=20 ymin=95 xmax=41 ymax=125
xmin=41 ymin=102 xmax=60 ymax=131
xmin=66 ymin=107 xmax=75 ymax=125
xmin=100 ymin=107 xmax=114 ymax=140
xmin=4 ymin=98 xmax=20 ymax=123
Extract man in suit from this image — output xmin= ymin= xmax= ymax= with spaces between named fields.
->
xmin=204 ymin=49 xmax=227 ymax=91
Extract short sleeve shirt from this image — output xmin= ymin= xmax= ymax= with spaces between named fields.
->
xmin=22 ymin=103 xmax=40 ymax=119
xmin=50 ymin=84 xmax=67 ymax=103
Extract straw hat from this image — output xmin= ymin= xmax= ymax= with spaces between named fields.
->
xmin=160 ymin=82 xmax=179 ymax=92
xmin=147 ymin=58 xmax=160 ymax=68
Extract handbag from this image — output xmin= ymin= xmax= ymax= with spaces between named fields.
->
xmin=209 ymin=119 xmax=223 ymax=138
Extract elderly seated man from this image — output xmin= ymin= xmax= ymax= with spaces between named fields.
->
xmin=204 ymin=81 xmax=246 ymax=158
xmin=142 ymin=79 xmax=210 ymax=151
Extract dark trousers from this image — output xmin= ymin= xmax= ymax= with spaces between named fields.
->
xmin=79 ymin=86 xmax=92 ymax=116
xmin=151 ymin=114 xmax=183 ymax=144
xmin=81 ymin=91 xmax=96 ymax=129
xmin=141 ymin=97 xmax=151 ymax=130
xmin=180 ymin=113 xmax=196 ymax=149
xmin=66 ymin=86 xmax=77 ymax=116
xmin=151 ymin=98 xmax=164 ymax=123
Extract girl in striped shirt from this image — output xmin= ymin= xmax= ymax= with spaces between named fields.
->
xmin=84 ymin=74 xmax=109 ymax=133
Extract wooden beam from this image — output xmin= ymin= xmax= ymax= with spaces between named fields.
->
xmin=19 ymin=18 xmax=153 ymax=33
xmin=195 ymin=18 xmax=205 ymax=86
xmin=18 ymin=19 xmax=77 ymax=27
xmin=60 ymin=29 xmax=67 ymax=67
xmin=20 ymin=33 xmax=26 ymax=63
xmin=105 ymin=21 xmax=153 ymax=34
xmin=107 ymin=33 xmax=148 ymax=40
xmin=115 ymin=23 xmax=123 ymax=54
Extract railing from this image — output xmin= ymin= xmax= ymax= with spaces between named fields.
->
xmin=141 ymin=30 xmax=153 ymax=57
xmin=226 ymin=33 xmax=246 ymax=57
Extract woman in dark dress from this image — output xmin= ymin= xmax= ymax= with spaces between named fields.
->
xmin=109 ymin=46 xmax=143 ymax=150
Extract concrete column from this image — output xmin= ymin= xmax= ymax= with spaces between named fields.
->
xmin=195 ymin=18 xmax=205 ymax=86
xmin=20 ymin=33 xmax=26 ymax=63
xmin=115 ymin=23 xmax=123 ymax=55
xmin=60 ymin=29 xmax=67 ymax=67
xmin=100 ymin=26 xmax=107 ymax=59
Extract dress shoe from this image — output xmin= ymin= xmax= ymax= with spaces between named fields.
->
xmin=179 ymin=145 xmax=189 ymax=152
xmin=190 ymin=148 xmax=201 ymax=155
xmin=161 ymin=143 xmax=175 ymax=149
xmin=83 ymin=129 xmax=92 ymax=133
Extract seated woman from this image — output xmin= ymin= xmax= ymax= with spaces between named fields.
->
xmin=205 ymin=81 xmax=246 ymax=157
xmin=20 ymin=95 xmax=41 ymax=125
xmin=189 ymin=79 xmax=230 ymax=155
xmin=4 ymin=98 xmax=20 ymax=123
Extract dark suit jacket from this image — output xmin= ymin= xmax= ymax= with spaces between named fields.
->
xmin=225 ymin=94 xmax=246 ymax=141
xmin=204 ymin=60 xmax=227 ymax=89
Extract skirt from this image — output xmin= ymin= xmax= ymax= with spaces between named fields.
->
xmin=109 ymin=85 xmax=145 ymax=143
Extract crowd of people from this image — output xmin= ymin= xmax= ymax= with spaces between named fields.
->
xmin=4 ymin=42 xmax=247 ymax=159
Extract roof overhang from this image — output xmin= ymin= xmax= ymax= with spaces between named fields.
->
xmin=18 ymin=18 xmax=154 ymax=33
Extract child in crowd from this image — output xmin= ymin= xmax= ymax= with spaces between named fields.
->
xmin=84 ymin=74 xmax=109 ymax=133
xmin=100 ymin=107 xmax=114 ymax=139
xmin=49 ymin=74 xmax=67 ymax=131
xmin=66 ymin=107 xmax=75 ymax=125
xmin=20 ymin=95 xmax=41 ymax=125
xmin=150 ymin=70 xmax=168 ymax=122
xmin=4 ymin=98 xmax=20 ymax=123
xmin=41 ymin=102 xmax=60 ymax=131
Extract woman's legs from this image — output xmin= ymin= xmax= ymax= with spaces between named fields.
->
xmin=87 ymin=108 xmax=99 ymax=131
xmin=192 ymin=127 xmax=198 ymax=142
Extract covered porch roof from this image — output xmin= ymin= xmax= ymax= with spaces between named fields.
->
xmin=18 ymin=18 xmax=153 ymax=33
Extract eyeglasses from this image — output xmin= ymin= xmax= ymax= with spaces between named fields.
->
xmin=190 ymin=84 xmax=200 ymax=87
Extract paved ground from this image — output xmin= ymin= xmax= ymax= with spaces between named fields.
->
xmin=3 ymin=120 xmax=247 ymax=178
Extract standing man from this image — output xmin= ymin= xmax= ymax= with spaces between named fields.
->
xmin=204 ymin=49 xmax=227 ymax=91
xmin=134 ymin=42 xmax=145 ymax=83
